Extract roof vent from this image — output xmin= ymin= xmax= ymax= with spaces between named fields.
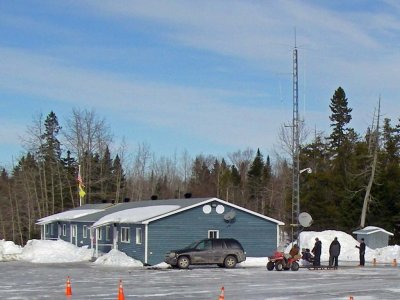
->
xmin=184 ymin=193 xmax=192 ymax=199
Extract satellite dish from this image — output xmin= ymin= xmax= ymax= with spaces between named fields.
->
xmin=224 ymin=210 xmax=236 ymax=222
xmin=298 ymin=212 xmax=313 ymax=227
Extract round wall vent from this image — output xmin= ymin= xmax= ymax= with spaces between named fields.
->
xmin=202 ymin=205 xmax=212 ymax=214
xmin=216 ymin=205 xmax=225 ymax=214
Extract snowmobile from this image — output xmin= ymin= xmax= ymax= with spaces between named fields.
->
xmin=266 ymin=251 xmax=300 ymax=271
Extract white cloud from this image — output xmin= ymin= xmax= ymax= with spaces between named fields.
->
xmin=1 ymin=0 xmax=400 ymax=165
xmin=0 ymin=47 xmax=294 ymax=155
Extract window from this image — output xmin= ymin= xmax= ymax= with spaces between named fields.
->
xmin=121 ymin=227 xmax=130 ymax=243
xmin=62 ymin=224 xmax=67 ymax=236
xmin=72 ymin=225 xmax=77 ymax=238
xmin=45 ymin=224 xmax=49 ymax=234
xmin=83 ymin=225 xmax=87 ymax=238
xmin=97 ymin=228 xmax=102 ymax=240
xmin=106 ymin=226 xmax=111 ymax=241
xmin=208 ymin=230 xmax=219 ymax=239
xmin=136 ymin=228 xmax=142 ymax=244
xmin=196 ymin=240 xmax=212 ymax=250
xmin=50 ymin=224 xmax=54 ymax=235
xmin=213 ymin=239 xmax=224 ymax=249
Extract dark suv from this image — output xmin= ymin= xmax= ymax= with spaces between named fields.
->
xmin=164 ymin=238 xmax=246 ymax=269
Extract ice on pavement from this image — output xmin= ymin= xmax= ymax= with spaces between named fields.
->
xmin=1 ymin=230 xmax=399 ymax=266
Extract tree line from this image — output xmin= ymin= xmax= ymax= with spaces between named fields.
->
xmin=1 ymin=87 xmax=400 ymax=245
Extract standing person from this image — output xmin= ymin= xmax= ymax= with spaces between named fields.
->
xmin=356 ymin=238 xmax=366 ymax=266
xmin=312 ymin=237 xmax=322 ymax=266
xmin=329 ymin=237 xmax=341 ymax=269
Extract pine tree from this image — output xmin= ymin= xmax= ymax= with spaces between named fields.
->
xmin=247 ymin=149 xmax=265 ymax=212
xmin=39 ymin=111 xmax=65 ymax=214
xmin=329 ymin=87 xmax=353 ymax=151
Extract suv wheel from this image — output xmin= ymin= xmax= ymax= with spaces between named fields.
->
xmin=224 ymin=255 xmax=237 ymax=268
xmin=177 ymin=256 xmax=190 ymax=269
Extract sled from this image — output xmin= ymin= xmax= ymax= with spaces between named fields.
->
xmin=308 ymin=265 xmax=337 ymax=270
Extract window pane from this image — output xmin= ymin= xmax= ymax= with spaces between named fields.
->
xmin=136 ymin=228 xmax=142 ymax=244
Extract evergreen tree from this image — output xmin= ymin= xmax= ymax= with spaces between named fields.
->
xmin=39 ymin=111 xmax=65 ymax=213
xmin=329 ymin=87 xmax=353 ymax=151
xmin=247 ymin=149 xmax=265 ymax=212
xmin=112 ymin=154 xmax=125 ymax=202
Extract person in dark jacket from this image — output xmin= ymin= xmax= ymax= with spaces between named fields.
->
xmin=329 ymin=237 xmax=341 ymax=269
xmin=356 ymin=238 xmax=366 ymax=266
xmin=312 ymin=237 xmax=322 ymax=266
xmin=301 ymin=248 xmax=314 ymax=265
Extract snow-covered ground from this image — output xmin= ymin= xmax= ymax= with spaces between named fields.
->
xmin=1 ymin=230 xmax=400 ymax=299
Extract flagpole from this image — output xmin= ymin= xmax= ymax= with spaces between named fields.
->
xmin=79 ymin=164 xmax=82 ymax=206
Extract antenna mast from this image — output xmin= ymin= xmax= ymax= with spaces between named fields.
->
xmin=291 ymin=36 xmax=300 ymax=245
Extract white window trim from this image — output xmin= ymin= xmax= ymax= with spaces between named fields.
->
xmin=72 ymin=225 xmax=77 ymax=238
xmin=83 ymin=225 xmax=87 ymax=238
xmin=97 ymin=228 xmax=103 ymax=240
xmin=106 ymin=226 xmax=111 ymax=241
xmin=208 ymin=230 xmax=219 ymax=239
xmin=136 ymin=228 xmax=142 ymax=245
xmin=62 ymin=224 xmax=67 ymax=236
xmin=121 ymin=227 xmax=130 ymax=243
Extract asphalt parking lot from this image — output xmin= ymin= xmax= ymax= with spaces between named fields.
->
xmin=0 ymin=261 xmax=399 ymax=299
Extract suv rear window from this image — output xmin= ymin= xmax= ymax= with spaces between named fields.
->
xmin=224 ymin=239 xmax=243 ymax=249
xmin=212 ymin=239 xmax=224 ymax=249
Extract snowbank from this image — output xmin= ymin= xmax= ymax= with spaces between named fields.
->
xmin=0 ymin=240 xmax=23 ymax=261
xmin=94 ymin=249 xmax=143 ymax=267
xmin=289 ymin=230 xmax=400 ymax=264
xmin=20 ymin=239 xmax=93 ymax=263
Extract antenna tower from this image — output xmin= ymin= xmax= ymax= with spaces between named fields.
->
xmin=291 ymin=42 xmax=300 ymax=245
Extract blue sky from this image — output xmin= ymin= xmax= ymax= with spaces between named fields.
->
xmin=1 ymin=0 xmax=400 ymax=170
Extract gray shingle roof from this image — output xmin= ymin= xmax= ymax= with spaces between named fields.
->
xmin=72 ymin=197 xmax=212 ymax=223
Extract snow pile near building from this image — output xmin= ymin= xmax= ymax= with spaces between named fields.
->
xmin=291 ymin=230 xmax=400 ymax=264
xmin=94 ymin=249 xmax=143 ymax=267
xmin=20 ymin=239 xmax=94 ymax=263
xmin=0 ymin=240 xmax=23 ymax=261
xmin=369 ymin=244 xmax=400 ymax=263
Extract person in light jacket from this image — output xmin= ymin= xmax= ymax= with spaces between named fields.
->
xmin=329 ymin=237 xmax=341 ymax=269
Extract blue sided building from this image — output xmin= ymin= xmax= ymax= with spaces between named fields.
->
xmin=37 ymin=197 xmax=284 ymax=265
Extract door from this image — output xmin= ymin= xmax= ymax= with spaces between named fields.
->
xmin=191 ymin=239 xmax=212 ymax=264
xmin=71 ymin=225 xmax=78 ymax=246
xmin=211 ymin=239 xmax=225 ymax=263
